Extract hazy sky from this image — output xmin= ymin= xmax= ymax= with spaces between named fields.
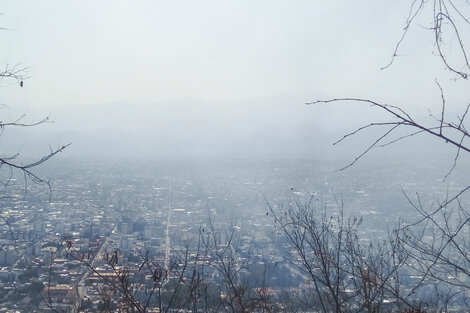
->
xmin=1 ymin=1 xmax=469 ymax=158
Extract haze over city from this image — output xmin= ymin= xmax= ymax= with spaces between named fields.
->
xmin=1 ymin=1 xmax=470 ymax=312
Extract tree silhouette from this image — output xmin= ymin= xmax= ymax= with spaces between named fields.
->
xmin=302 ymin=1 xmax=470 ymax=311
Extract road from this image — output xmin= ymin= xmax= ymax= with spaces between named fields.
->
xmin=164 ymin=178 xmax=172 ymax=272
xmin=72 ymin=225 xmax=114 ymax=313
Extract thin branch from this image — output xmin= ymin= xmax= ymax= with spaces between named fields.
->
xmin=338 ymin=125 xmax=400 ymax=171
xmin=381 ymin=0 xmax=426 ymax=70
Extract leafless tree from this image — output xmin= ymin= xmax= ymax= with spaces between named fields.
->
xmin=382 ymin=0 xmax=470 ymax=80
xmin=268 ymin=194 xmax=427 ymax=313
xmin=63 ymin=230 xmax=212 ymax=313
xmin=307 ymin=1 xmax=470 ymax=174
xmin=0 ymin=23 xmax=70 ymax=312
xmin=202 ymin=219 xmax=276 ymax=313
xmin=56 ymin=215 xmax=282 ymax=313
xmin=0 ymin=27 xmax=70 ymax=246
xmin=389 ymin=190 xmax=470 ymax=310
xmin=0 ymin=63 xmax=70 ymax=194
xmin=304 ymin=1 xmax=470 ymax=311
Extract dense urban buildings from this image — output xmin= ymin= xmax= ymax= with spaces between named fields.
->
xmin=0 ymin=157 xmax=468 ymax=311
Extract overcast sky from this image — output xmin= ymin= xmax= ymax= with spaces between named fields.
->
xmin=1 ymin=1 xmax=469 ymax=158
